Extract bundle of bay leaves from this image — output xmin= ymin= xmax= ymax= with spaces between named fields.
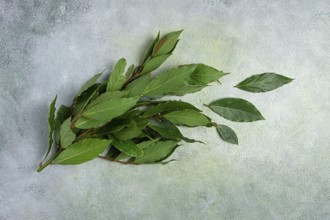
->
xmin=37 ymin=30 xmax=292 ymax=172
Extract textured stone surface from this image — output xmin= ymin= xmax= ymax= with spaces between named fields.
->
xmin=0 ymin=0 xmax=329 ymax=219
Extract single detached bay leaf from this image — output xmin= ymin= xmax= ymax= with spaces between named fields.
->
xmin=43 ymin=95 xmax=57 ymax=161
xmin=235 ymin=72 xmax=293 ymax=93
xmin=163 ymin=109 xmax=211 ymax=127
xmin=82 ymin=97 xmax=138 ymax=121
xmin=143 ymin=65 xmax=196 ymax=96
xmin=112 ymin=139 xmax=143 ymax=157
xmin=60 ymin=118 xmax=76 ymax=148
xmin=75 ymin=72 xmax=102 ymax=98
xmin=107 ymin=58 xmax=127 ymax=91
xmin=208 ymin=98 xmax=264 ymax=122
xmin=53 ymin=138 xmax=112 ymax=165
xmin=143 ymin=100 xmax=201 ymax=117
xmin=134 ymin=140 xmax=179 ymax=164
xmin=216 ymin=124 xmax=238 ymax=145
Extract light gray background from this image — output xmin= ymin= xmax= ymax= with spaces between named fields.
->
xmin=0 ymin=0 xmax=329 ymax=219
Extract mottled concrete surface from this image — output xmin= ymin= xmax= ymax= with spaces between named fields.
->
xmin=0 ymin=0 xmax=329 ymax=219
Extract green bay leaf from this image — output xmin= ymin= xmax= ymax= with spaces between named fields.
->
xmin=53 ymin=138 xmax=112 ymax=165
xmin=163 ymin=109 xmax=211 ymax=127
xmin=152 ymin=30 xmax=183 ymax=57
xmin=134 ymin=140 xmax=179 ymax=164
xmin=72 ymin=84 xmax=100 ymax=119
xmin=143 ymin=31 xmax=160 ymax=63
xmin=208 ymin=98 xmax=264 ymax=122
xmin=216 ymin=124 xmax=238 ymax=145
xmin=82 ymin=97 xmax=138 ymax=121
xmin=112 ymin=139 xmax=144 ymax=157
xmin=107 ymin=58 xmax=127 ymax=91
xmin=54 ymin=105 xmax=70 ymax=145
xmin=143 ymin=100 xmax=201 ymax=117
xmin=59 ymin=118 xmax=76 ymax=148
xmin=74 ymin=116 xmax=107 ymax=129
xmin=188 ymin=64 xmax=229 ymax=85
xmin=143 ymin=65 xmax=196 ymax=97
xmin=235 ymin=72 xmax=293 ymax=93
xmin=43 ymin=95 xmax=57 ymax=161
xmin=140 ymin=54 xmax=171 ymax=75
xmin=113 ymin=124 xmax=142 ymax=140
xmin=124 ymin=73 xmax=151 ymax=97
xmin=75 ymin=72 xmax=102 ymax=98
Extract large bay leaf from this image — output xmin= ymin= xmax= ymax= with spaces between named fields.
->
xmin=235 ymin=72 xmax=293 ymax=93
xmin=143 ymin=65 xmax=196 ymax=97
xmin=53 ymin=138 xmax=112 ymax=164
xmin=134 ymin=140 xmax=179 ymax=164
xmin=59 ymin=118 xmax=76 ymax=148
xmin=208 ymin=98 xmax=264 ymax=122
xmin=82 ymin=97 xmax=138 ymax=121
xmin=106 ymin=58 xmax=127 ymax=91
xmin=163 ymin=109 xmax=211 ymax=127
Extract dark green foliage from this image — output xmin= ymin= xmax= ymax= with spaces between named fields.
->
xmin=37 ymin=30 xmax=292 ymax=172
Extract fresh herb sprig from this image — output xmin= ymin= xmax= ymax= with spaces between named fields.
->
xmin=37 ymin=30 xmax=293 ymax=172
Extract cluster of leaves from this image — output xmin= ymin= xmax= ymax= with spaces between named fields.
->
xmin=37 ymin=30 xmax=293 ymax=172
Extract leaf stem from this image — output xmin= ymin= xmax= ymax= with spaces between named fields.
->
xmin=122 ymin=66 xmax=144 ymax=88
xmin=37 ymin=149 xmax=63 ymax=172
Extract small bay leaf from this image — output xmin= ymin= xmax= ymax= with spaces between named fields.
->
xmin=216 ymin=124 xmax=238 ymax=145
xmin=106 ymin=58 xmax=127 ymax=91
xmin=152 ymin=30 xmax=183 ymax=57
